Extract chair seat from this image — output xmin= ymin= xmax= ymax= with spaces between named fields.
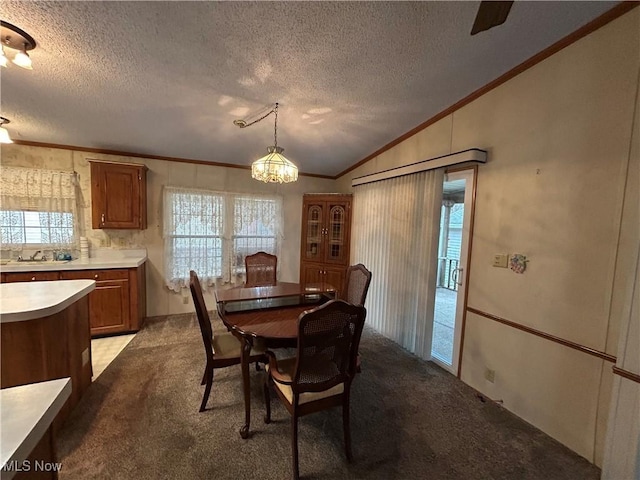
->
xmin=266 ymin=358 xmax=344 ymax=405
xmin=213 ymin=332 xmax=266 ymax=360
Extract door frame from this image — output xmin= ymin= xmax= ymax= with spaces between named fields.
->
xmin=430 ymin=165 xmax=477 ymax=377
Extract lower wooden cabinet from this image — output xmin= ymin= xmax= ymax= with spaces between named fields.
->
xmin=3 ymin=271 xmax=61 ymax=282
xmin=59 ymin=269 xmax=132 ymax=336
xmin=301 ymin=263 xmax=345 ymax=295
xmin=2 ymin=264 xmax=146 ymax=337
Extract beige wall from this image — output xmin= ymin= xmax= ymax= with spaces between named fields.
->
xmin=0 ymin=145 xmax=336 ymax=315
xmin=337 ymin=9 xmax=640 ymax=465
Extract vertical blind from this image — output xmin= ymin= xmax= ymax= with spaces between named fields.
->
xmin=352 ymin=169 xmax=443 ymax=360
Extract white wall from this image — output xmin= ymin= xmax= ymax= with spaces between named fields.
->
xmin=0 ymin=146 xmax=336 ymax=315
xmin=337 ymin=8 xmax=640 ymax=465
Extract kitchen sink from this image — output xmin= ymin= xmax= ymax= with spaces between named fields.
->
xmin=0 ymin=260 xmax=71 ymax=265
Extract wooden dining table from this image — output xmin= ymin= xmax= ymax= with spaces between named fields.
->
xmin=215 ymin=282 xmax=336 ymax=438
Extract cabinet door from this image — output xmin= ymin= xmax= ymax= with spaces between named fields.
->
xmin=302 ymin=201 xmax=325 ymax=263
xmin=301 ymin=263 xmax=324 ymax=286
xmin=3 ymin=271 xmax=60 ymax=282
xmin=301 ymin=263 xmax=345 ymax=295
xmin=324 ymin=201 xmax=350 ymax=265
xmin=91 ymin=162 xmax=147 ymax=229
xmin=88 ymin=279 xmax=130 ymax=335
xmin=324 ymin=266 xmax=345 ymax=295
xmin=60 ymin=269 xmax=131 ymax=336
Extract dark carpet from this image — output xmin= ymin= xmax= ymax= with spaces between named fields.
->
xmin=56 ymin=314 xmax=601 ymax=480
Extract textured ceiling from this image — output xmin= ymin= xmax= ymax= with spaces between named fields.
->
xmin=0 ymin=1 xmax=618 ymax=177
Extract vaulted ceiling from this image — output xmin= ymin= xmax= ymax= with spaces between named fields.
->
xmin=0 ymin=1 xmax=619 ymax=177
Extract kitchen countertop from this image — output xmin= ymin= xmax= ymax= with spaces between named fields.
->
xmin=0 ymin=378 xmax=71 ymax=480
xmin=0 ymin=248 xmax=147 ymax=273
xmin=0 ymin=280 xmax=96 ymax=323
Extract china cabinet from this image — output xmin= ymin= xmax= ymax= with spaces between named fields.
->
xmin=299 ymin=194 xmax=352 ymax=294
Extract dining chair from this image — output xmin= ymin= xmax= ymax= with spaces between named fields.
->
xmin=189 ymin=270 xmax=266 ymax=412
xmin=262 ymin=299 xmax=367 ymax=480
xmin=340 ymin=264 xmax=371 ymax=373
xmin=245 ymin=251 xmax=277 ymax=287
xmin=340 ymin=263 xmax=372 ymax=307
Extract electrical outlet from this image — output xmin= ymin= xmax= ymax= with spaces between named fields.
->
xmin=182 ymin=296 xmax=189 ymax=304
xmin=484 ymin=368 xmax=496 ymax=383
xmin=492 ymin=254 xmax=509 ymax=268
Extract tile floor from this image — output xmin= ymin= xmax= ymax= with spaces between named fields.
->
xmin=91 ymin=334 xmax=136 ymax=380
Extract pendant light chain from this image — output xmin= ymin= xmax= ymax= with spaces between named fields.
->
xmin=273 ymin=102 xmax=278 ymax=149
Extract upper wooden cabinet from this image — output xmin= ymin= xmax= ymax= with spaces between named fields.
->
xmin=300 ymin=194 xmax=352 ymax=294
xmin=90 ymin=161 xmax=147 ymax=229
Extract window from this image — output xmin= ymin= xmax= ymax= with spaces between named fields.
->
xmin=0 ymin=211 xmax=74 ymax=245
xmin=0 ymin=167 xmax=78 ymax=250
xmin=163 ymin=187 xmax=282 ymax=291
xmin=233 ymin=196 xmax=280 ymax=269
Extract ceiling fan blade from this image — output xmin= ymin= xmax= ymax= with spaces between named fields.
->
xmin=471 ymin=1 xmax=514 ymax=35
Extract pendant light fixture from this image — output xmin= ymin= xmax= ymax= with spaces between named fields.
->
xmin=0 ymin=117 xmax=13 ymax=143
xmin=234 ymin=102 xmax=298 ymax=184
xmin=1 ymin=21 xmax=36 ymax=70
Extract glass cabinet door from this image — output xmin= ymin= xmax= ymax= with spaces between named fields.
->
xmin=326 ymin=203 xmax=348 ymax=264
xmin=304 ymin=204 xmax=324 ymax=261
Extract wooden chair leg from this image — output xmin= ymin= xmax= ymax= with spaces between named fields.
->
xmin=342 ymin=392 xmax=353 ymax=461
xmin=200 ymin=369 xmax=207 ymax=386
xmin=199 ymin=367 xmax=213 ymax=412
xmin=292 ymin=411 xmax=300 ymax=480
xmin=263 ymin=374 xmax=271 ymax=424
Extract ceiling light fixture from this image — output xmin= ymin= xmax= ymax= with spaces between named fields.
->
xmin=234 ymin=102 xmax=298 ymax=184
xmin=1 ymin=21 xmax=36 ymax=70
xmin=0 ymin=117 xmax=14 ymax=144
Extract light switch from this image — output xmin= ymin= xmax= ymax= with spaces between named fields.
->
xmin=493 ymin=254 xmax=509 ymax=268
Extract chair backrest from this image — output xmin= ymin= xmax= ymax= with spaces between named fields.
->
xmin=190 ymin=270 xmax=214 ymax=362
xmin=245 ymin=251 xmax=277 ymax=287
xmin=292 ymin=300 xmax=366 ymax=394
xmin=341 ymin=264 xmax=372 ymax=306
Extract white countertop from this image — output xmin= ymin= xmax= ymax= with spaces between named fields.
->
xmin=1 ymin=378 xmax=71 ymax=480
xmin=0 ymin=280 xmax=96 ymax=323
xmin=1 ymin=248 xmax=147 ymax=273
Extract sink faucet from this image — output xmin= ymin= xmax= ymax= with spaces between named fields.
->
xmin=29 ymin=250 xmax=42 ymax=261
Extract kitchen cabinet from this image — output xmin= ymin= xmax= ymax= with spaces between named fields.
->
xmin=1 ymin=283 xmax=93 ymax=432
xmin=300 ymin=194 xmax=352 ymax=294
xmin=3 ymin=271 xmax=61 ymax=282
xmin=90 ymin=161 xmax=147 ymax=229
xmin=59 ymin=265 xmax=146 ymax=337
xmin=2 ymin=264 xmax=146 ymax=337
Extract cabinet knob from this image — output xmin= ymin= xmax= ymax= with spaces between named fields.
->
xmin=31 ymin=276 xmax=36 ymax=281
xmin=94 ymin=274 xmax=99 ymax=279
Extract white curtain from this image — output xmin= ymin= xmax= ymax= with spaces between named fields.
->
xmin=163 ymin=186 xmax=283 ymax=292
xmin=352 ymin=169 xmax=443 ymax=360
xmin=0 ymin=166 xmax=78 ymax=251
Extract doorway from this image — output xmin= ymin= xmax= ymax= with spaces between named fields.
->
xmin=431 ymin=168 xmax=474 ymax=374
